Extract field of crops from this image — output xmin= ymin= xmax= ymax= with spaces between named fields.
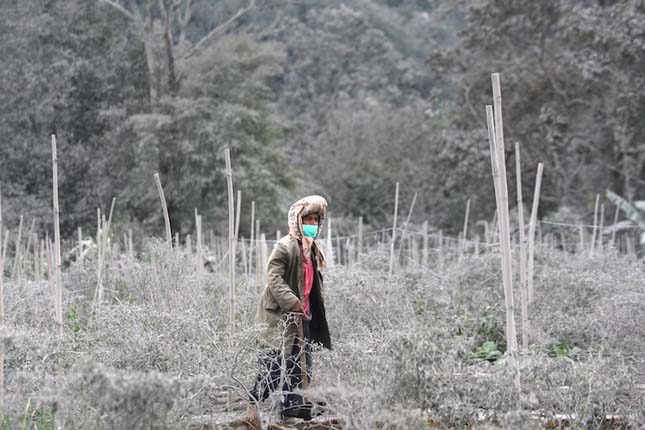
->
xmin=1 ymin=234 xmax=643 ymax=429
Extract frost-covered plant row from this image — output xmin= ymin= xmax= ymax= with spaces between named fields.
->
xmin=2 ymin=240 xmax=644 ymax=429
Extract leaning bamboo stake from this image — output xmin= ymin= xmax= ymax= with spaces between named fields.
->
xmin=459 ymin=198 xmax=471 ymax=259
xmin=515 ymin=142 xmax=529 ymax=353
xmin=490 ymin=74 xmax=519 ymax=393
xmin=527 ymin=163 xmax=544 ymax=303
xmin=590 ymin=194 xmax=600 ymax=256
xmin=153 ymin=173 xmax=172 ymax=247
xmin=397 ymin=191 xmax=417 ymax=259
xmin=51 ymin=135 xmax=63 ymax=337
xmin=388 ymin=182 xmax=400 ymax=276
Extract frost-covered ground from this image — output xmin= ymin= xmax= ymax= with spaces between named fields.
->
xmin=2 ymin=240 xmax=644 ymax=429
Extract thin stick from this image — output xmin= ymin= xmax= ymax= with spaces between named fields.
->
xmin=515 ymin=142 xmax=529 ymax=353
xmin=95 ymin=198 xmax=116 ymax=305
xmin=422 ymin=221 xmax=429 ymax=267
xmin=388 ymin=182 xmax=399 ymax=276
xmin=460 ymin=198 xmax=471 ymax=258
xmin=590 ymin=193 xmax=600 ymax=256
xmin=326 ymin=216 xmax=334 ymax=267
xmin=255 ymin=219 xmax=262 ymax=289
xmin=527 ymin=163 xmax=544 ymax=303
xmin=249 ymin=201 xmax=255 ymax=277
xmin=611 ymin=205 xmax=620 ymax=248
xmin=357 ymin=216 xmax=363 ymax=263
xmin=11 ymin=215 xmax=23 ymax=279
xmin=51 ymin=135 xmax=63 ymax=336
xmin=597 ymin=203 xmax=605 ymax=251
xmin=77 ymin=226 xmax=83 ymax=264
xmin=397 ymin=191 xmax=417 ymax=259
xmin=153 ymin=173 xmax=172 ymax=246
xmin=195 ymin=210 xmax=203 ymax=274
xmin=128 ymin=229 xmax=134 ymax=259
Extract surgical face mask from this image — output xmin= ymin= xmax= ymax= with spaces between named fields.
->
xmin=302 ymin=224 xmax=318 ymax=238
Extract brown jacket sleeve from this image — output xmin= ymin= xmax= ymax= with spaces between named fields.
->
xmin=266 ymin=242 xmax=299 ymax=312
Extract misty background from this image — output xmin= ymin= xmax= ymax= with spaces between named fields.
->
xmin=1 ymin=0 xmax=643 ymax=241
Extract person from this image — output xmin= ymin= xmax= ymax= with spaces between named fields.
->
xmin=249 ymin=195 xmax=332 ymax=420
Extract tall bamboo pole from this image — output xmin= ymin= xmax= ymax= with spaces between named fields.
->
xmin=255 ymin=219 xmax=262 ymax=289
xmin=96 ymin=198 xmax=116 ymax=305
xmin=459 ymin=198 xmax=471 ymax=258
xmin=153 ymin=173 xmax=172 ymax=247
xmin=77 ymin=227 xmax=83 ymax=264
xmin=224 ymin=149 xmax=236 ymax=351
xmin=51 ymin=135 xmax=63 ymax=337
xmin=489 ymin=74 xmax=519 ymax=392
xmin=422 ymin=221 xmax=429 ymax=267
xmin=527 ymin=163 xmax=544 ymax=303
xmin=249 ymin=201 xmax=255 ymax=277
xmin=515 ymin=142 xmax=529 ymax=353
xmin=195 ymin=210 xmax=203 ymax=274
xmin=397 ymin=191 xmax=417 ymax=259
xmin=388 ymin=182 xmax=399 ymax=276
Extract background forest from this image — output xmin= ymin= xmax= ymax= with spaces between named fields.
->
xmin=1 ymin=0 xmax=644 ymax=241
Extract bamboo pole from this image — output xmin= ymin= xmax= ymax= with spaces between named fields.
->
xmin=249 ymin=201 xmax=255 ymax=277
xmin=128 ymin=229 xmax=134 ymax=259
xmin=96 ymin=208 xmax=101 ymax=294
xmin=260 ymin=233 xmax=267 ymax=286
xmin=490 ymin=74 xmax=519 ymax=391
xmin=590 ymin=194 xmax=600 ymax=256
xmin=35 ymin=235 xmax=41 ymax=283
xmin=51 ymin=135 xmax=63 ymax=337
xmin=578 ymin=225 xmax=584 ymax=253
xmin=357 ymin=216 xmax=363 ymax=263
xmin=153 ymin=173 xmax=172 ymax=247
xmin=224 ymin=149 xmax=236 ymax=350
xmin=459 ymin=198 xmax=471 ymax=258
xmin=388 ymin=182 xmax=399 ymax=276
xmin=527 ymin=163 xmax=544 ymax=303
xmin=0 ymin=230 xmax=8 ymax=418
xmin=597 ymin=203 xmax=605 ymax=251
xmin=234 ymin=190 xmax=241 ymax=274
xmin=326 ymin=216 xmax=334 ymax=267
xmin=195 ymin=210 xmax=203 ymax=274
xmin=11 ymin=215 xmax=23 ymax=279
xmin=185 ymin=234 xmax=192 ymax=254
xmin=95 ymin=198 xmax=116 ymax=305
xmin=611 ymin=205 xmax=620 ymax=248
xmin=19 ymin=219 xmax=35 ymax=278
xmin=255 ymin=219 xmax=262 ymax=288
xmin=515 ymin=142 xmax=529 ymax=353
xmin=397 ymin=191 xmax=417 ymax=260
xmin=77 ymin=227 xmax=83 ymax=264
xmin=422 ymin=221 xmax=429 ymax=267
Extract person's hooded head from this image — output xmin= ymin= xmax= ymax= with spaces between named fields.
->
xmin=287 ymin=195 xmax=327 ymax=265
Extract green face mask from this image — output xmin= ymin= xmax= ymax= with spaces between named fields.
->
xmin=302 ymin=224 xmax=318 ymax=238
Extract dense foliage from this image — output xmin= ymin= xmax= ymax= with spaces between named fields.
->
xmin=1 ymin=0 xmax=644 ymax=240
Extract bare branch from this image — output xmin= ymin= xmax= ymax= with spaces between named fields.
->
xmin=99 ymin=0 xmax=136 ymax=20
xmin=184 ymin=0 xmax=256 ymax=60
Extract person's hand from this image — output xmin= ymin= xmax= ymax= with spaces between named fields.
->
xmin=290 ymin=300 xmax=305 ymax=314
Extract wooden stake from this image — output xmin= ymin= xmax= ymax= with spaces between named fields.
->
xmin=422 ymin=221 xmax=429 ymax=267
xmin=397 ymin=191 xmax=417 ymax=260
xmin=77 ymin=226 xmax=83 ymax=264
xmin=224 ymin=148 xmax=236 ymax=351
xmin=388 ymin=182 xmax=399 ymax=276
xmin=598 ymin=203 xmax=605 ymax=251
xmin=96 ymin=198 xmax=116 ymax=305
xmin=357 ymin=216 xmax=363 ymax=263
xmin=11 ymin=214 xmax=23 ymax=279
xmin=195 ymin=210 xmax=203 ymax=274
xmin=255 ymin=219 xmax=262 ymax=289
xmin=249 ymin=201 xmax=255 ymax=277
xmin=527 ymin=163 xmax=544 ymax=303
xmin=153 ymin=173 xmax=172 ymax=246
xmin=611 ymin=205 xmax=620 ymax=248
xmin=51 ymin=135 xmax=63 ymax=337
xmin=515 ymin=142 xmax=529 ymax=353
xmin=590 ymin=193 xmax=600 ymax=256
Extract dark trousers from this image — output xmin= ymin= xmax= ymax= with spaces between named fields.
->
xmin=250 ymin=319 xmax=313 ymax=409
